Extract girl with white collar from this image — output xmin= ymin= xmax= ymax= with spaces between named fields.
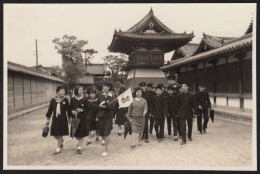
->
xmin=45 ymin=86 xmax=71 ymax=155
xmin=97 ymin=82 xmax=117 ymax=157
xmin=69 ymin=85 xmax=89 ymax=154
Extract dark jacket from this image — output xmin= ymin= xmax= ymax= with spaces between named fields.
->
xmin=177 ymin=92 xmax=198 ymax=119
xmin=97 ymin=92 xmax=117 ymax=119
xmin=69 ymin=96 xmax=87 ymax=119
xmin=86 ymin=98 xmax=99 ymax=119
xmin=145 ymin=90 xmax=155 ymax=115
xmin=151 ymin=94 xmax=168 ymax=119
xmin=195 ymin=91 xmax=211 ymax=112
xmin=167 ymin=93 xmax=179 ymax=117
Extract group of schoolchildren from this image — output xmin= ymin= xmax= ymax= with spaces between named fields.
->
xmin=45 ymin=81 xmax=211 ymax=157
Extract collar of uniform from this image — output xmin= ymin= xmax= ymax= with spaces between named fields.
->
xmin=102 ymin=92 xmax=112 ymax=97
xmin=89 ymin=98 xmax=98 ymax=102
xmin=74 ymin=95 xmax=84 ymax=100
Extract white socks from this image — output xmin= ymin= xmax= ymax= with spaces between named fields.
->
xmin=56 ymin=148 xmax=61 ymax=152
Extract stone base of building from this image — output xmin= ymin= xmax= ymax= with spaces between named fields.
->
xmin=125 ymin=68 xmax=168 ymax=88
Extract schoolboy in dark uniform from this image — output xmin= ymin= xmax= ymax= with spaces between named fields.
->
xmin=167 ymin=85 xmax=180 ymax=140
xmin=151 ymin=85 xmax=168 ymax=142
xmin=177 ymin=82 xmax=197 ymax=145
xmin=195 ymin=83 xmax=211 ymax=134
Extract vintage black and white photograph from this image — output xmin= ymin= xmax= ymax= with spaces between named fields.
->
xmin=3 ymin=3 xmax=257 ymax=170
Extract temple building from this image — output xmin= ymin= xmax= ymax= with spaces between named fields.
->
xmin=162 ymin=22 xmax=253 ymax=111
xmin=108 ymin=8 xmax=194 ymax=88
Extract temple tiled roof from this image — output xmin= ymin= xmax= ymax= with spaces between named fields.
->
xmin=126 ymin=8 xmax=176 ymax=34
xmin=161 ymin=33 xmax=252 ymax=71
xmin=245 ymin=21 xmax=253 ymax=35
xmin=8 ymin=61 xmax=65 ymax=83
xmin=171 ymin=43 xmax=199 ymax=60
xmin=109 ymin=8 xmax=194 ymax=54
xmin=76 ymin=76 xmax=94 ymax=85
xmin=114 ymin=32 xmax=194 ymax=41
xmin=194 ymin=33 xmax=236 ymax=55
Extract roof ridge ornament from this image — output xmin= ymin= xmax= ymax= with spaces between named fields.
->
xmin=150 ymin=7 xmax=153 ymax=14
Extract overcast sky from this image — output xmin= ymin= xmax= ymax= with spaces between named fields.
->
xmin=4 ymin=3 xmax=255 ymax=67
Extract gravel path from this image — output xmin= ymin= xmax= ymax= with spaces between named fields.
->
xmin=7 ymin=107 xmax=252 ymax=168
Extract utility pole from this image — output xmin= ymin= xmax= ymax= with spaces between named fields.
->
xmin=35 ymin=39 xmax=38 ymax=69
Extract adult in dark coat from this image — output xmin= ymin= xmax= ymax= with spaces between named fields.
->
xmin=177 ymin=82 xmax=198 ymax=145
xmin=97 ymin=82 xmax=117 ymax=157
xmin=150 ymin=86 xmax=168 ymax=142
xmin=69 ymin=85 xmax=89 ymax=154
xmin=138 ymin=82 xmax=152 ymax=143
xmin=147 ymin=83 xmax=156 ymax=135
xmin=45 ymin=86 xmax=71 ymax=155
xmin=167 ymin=85 xmax=180 ymax=141
xmin=195 ymin=83 xmax=211 ymax=134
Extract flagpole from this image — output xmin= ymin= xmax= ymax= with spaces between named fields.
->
xmin=109 ymin=97 xmax=118 ymax=104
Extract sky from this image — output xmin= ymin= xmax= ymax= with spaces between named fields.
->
xmin=4 ymin=3 xmax=255 ymax=67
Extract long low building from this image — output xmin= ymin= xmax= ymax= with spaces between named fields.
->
xmin=161 ymin=23 xmax=253 ymax=111
xmin=8 ymin=61 xmax=66 ymax=114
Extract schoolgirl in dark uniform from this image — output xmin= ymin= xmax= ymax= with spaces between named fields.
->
xmin=69 ymin=85 xmax=89 ymax=154
xmin=97 ymin=83 xmax=117 ymax=157
xmin=86 ymin=90 xmax=99 ymax=144
xmin=45 ymin=86 xmax=71 ymax=155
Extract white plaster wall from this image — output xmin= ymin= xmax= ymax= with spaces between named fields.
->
xmin=228 ymin=98 xmax=240 ymax=108
xmin=228 ymin=55 xmax=239 ymax=63
xmin=180 ymin=67 xmax=186 ymax=72
xmin=216 ymin=97 xmax=226 ymax=106
xmin=135 ymin=69 xmax=166 ymax=78
xmin=127 ymin=69 xmax=134 ymax=79
xmin=137 ymin=47 xmax=148 ymax=51
xmin=217 ymin=57 xmax=226 ymax=65
xmin=209 ymin=96 xmax=214 ymax=105
xmin=244 ymin=51 xmax=252 ymax=60
xmin=205 ymin=62 xmax=213 ymax=67
xmin=187 ymin=66 xmax=193 ymax=71
xmin=197 ymin=63 xmax=204 ymax=69
xmin=244 ymin=98 xmax=252 ymax=109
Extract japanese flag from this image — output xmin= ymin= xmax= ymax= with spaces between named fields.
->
xmin=117 ymin=88 xmax=133 ymax=108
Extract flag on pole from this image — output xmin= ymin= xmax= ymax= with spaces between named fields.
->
xmin=117 ymin=88 xmax=133 ymax=108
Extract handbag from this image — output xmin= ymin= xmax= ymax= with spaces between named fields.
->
xmin=42 ymin=125 xmax=49 ymax=137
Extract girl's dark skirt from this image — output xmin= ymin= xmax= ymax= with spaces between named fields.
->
xmin=71 ymin=117 xmax=89 ymax=138
xmin=89 ymin=116 xmax=97 ymax=131
xmin=98 ymin=117 xmax=113 ymax=136
xmin=50 ymin=115 xmax=69 ymax=136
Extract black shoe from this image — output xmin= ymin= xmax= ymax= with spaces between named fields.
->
xmin=188 ymin=138 xmax=192 ymax=141
xmin=181 ymin=141 xmax=186 ymax=145
xmin=118 ymin=132 xmax=121 ymax=136
xmin=86 ymin=141 xmax=91 ymax=145
xmin=145 ymin=139 xmax=149 ymax=143
xmin=131 ymin=145 xmax=136 ymax=149
xmin=96 ymin=137 xmax=99 ymax=141
xmin=61 ymin=144 xmax=64 ymax=149
xmin=77 ymin=149 xmax=82 ymax=154
xmin=53 ymin=151 xmax=61 ymax=155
